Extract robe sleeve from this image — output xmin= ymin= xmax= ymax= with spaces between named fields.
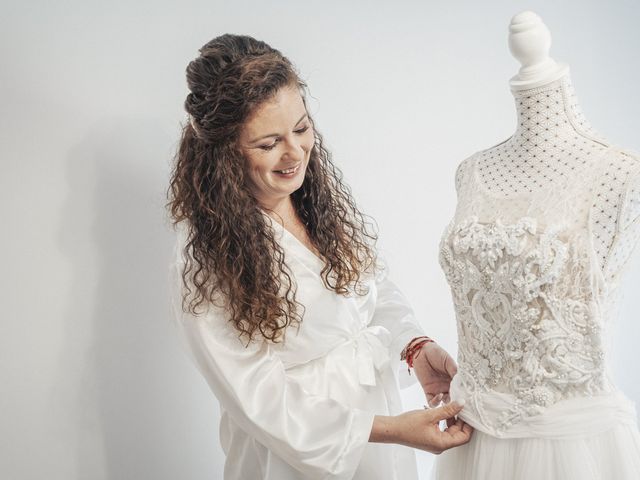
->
xmin=369 ymin=250 xmax=427 ymax=388
xmin=168 ymin=244 xmax=375 ymax=479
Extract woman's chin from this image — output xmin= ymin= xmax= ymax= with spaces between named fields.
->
xmin=272 ymin=170 xmax=306 ymax=190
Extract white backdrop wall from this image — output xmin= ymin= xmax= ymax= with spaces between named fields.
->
xmin=3 ymin=1 xmax=640 ymax=479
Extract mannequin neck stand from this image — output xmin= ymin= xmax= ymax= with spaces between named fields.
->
xmin=508 ymin=71 xmax=602 ymax=148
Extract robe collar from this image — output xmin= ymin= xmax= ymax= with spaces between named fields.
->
xmin=259 ymin=209 xmax=326 ymax=273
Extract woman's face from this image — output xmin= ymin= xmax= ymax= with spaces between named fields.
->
xmin=238 ymin=84 xmax=315 ymax=209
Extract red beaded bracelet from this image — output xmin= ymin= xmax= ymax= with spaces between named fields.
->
xmin=400 ymin=335 xmax=434 ymax=375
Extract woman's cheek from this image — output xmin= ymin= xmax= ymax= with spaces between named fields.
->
xmin=305 ymin=132 xmax=315 ymax=152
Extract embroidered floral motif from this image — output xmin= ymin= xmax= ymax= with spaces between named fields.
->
xmin=439 ymin=216 xmax=607 ymax=433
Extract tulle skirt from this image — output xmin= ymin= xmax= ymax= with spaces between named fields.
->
xmin=431 ymin=389 xmax=640 ymax=480
xmin=431 ymin=422 xmax=640 ymax=479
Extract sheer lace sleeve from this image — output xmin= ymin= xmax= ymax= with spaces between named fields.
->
xmin=603 ymin=162 xmax=640 ymax=282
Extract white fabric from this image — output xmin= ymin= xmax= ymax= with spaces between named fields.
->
xmin=434 ymin=74 xmax=640 ymax=479
xmin=432 ymin=420 xmax=640 ymax=479
xmin=169 ymin=211 xmax=425 ymax=480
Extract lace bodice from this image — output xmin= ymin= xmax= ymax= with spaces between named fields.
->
xmin=439 ymin=76 xmax=640 ymax=435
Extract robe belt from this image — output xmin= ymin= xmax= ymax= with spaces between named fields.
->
xmin=350 ymin=325 xmax=392 ymax=387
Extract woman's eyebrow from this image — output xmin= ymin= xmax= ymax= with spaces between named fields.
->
xmin=249 ymin=113 xmax=308 ymax=144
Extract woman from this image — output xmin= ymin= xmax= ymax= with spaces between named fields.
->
xmin=166 ymin=33 xmax=472 ymax=479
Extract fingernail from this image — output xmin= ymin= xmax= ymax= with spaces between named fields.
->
xmin=458 ymin=398 xmax=466 ymax=407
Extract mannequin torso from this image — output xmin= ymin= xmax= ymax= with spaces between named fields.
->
xmin=459 ymin=73 xmax=640 ymax=284
xmin=434 ymin=10 xmax=640 ymax=478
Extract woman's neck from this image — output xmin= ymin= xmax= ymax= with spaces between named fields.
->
xmin=259 ymin=195 xmax=297 ymax=225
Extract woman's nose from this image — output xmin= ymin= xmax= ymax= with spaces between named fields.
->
xmin=282 ymin=137 xmax=305 ymax=161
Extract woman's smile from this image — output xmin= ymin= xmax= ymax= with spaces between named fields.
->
xmin=273 ymin=162 xmax=302 ymax=177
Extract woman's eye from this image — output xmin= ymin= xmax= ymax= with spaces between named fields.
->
xmin=259 ymin=126 xmax=310 ymax=150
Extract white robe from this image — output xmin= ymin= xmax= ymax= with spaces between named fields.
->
xmin=168 ymin=212 xmax=425 ymax=479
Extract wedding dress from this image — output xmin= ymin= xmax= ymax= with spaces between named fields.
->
xmin=433 ymin=74 xmax=640 ymax=479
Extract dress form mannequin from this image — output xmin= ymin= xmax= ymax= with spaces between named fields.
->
xmin=433 ymin=11 xmax=640 ymax=479
xmin=465 ymin=10 xmax=640 ymax=286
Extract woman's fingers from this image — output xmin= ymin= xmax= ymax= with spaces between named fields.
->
xmin=439 ymin=416 xmax=473 ymax=449
xmin=395 ymin=403 xmax=472 ymax=454
xmin=428 ymin=392 xmax=444 ymax=407
xmin=444 ymin=416 xmax=465 ymax=434
xmin=442 ymin=423 xmax=473 ymax=446
xmin=428 ymin=400 xmax=465 ymax=422
xmin=443 ymin=353 xmax=458 ymax=378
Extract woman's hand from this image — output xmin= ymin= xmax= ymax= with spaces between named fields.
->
xmin=412 ymin=341 xmax=457 ymax=407
xmin=370 ymin=401 xmax=473 ymax=454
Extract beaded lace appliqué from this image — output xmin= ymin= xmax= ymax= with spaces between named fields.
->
xmin=439 ymin=216 xmax=607 ymax=432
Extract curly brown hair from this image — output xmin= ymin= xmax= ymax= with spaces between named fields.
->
xmin=166 ymin=33 xmax=380 ymax=345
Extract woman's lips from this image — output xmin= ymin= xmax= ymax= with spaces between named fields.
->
xmin=273 ymin=162 xmax=301 ymax=175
